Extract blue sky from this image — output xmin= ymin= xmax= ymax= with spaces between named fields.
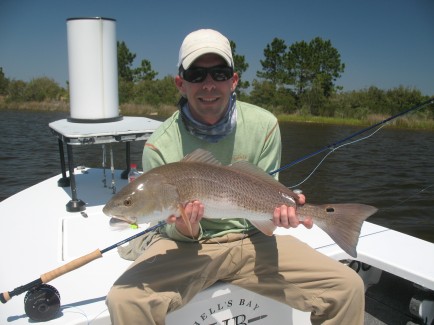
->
xmin=1 ymin=0 xmax=433 ymax=95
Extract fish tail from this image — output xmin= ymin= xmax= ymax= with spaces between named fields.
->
xmin=299 ymin=203 xmax=378 ymax=257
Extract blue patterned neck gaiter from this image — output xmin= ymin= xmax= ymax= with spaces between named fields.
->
xmin=180 ymin=92 xmax=237 ymax=143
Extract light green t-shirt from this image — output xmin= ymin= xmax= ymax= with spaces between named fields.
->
xmin=142 ymin=100 xmax=282 ymax=241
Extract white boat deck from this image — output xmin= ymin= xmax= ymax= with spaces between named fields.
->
xmin=0 ymin=168 xmax=433 ymax=324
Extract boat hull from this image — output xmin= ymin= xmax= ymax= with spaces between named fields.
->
xmin=0 ymin=168 xmax=433 ymax=324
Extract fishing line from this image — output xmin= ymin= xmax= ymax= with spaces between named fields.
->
xmin=270 ymin=97 xmax=434 ymax=176
xmin=396 ymin=184 xmax=434 ymax=206
xmin=379 ymin=184 xmax=434 ymax=211
xmin=62 ymin=305 xmax=108 ymax=325
xmin=89 ymin=308 xmax=109 ymax=324
xmin=61 ymin=306 xmax=89 ymax=323
xmin=287 ymin=123 xmax=387 ymax=189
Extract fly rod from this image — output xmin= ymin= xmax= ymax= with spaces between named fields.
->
xmin=0 ymin=221 xmax=166 ymax=309
xmin=270 ymin=97 xmax=434 ymax=175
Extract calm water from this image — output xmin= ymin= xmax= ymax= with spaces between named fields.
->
xmin=1 ymin=110 xmax=433 ymax=243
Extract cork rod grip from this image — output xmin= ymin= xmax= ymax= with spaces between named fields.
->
xmin=0 ymin=291 xmax=11 ymax=303
xmin=40 ymin=249 xmax=103 ymax=283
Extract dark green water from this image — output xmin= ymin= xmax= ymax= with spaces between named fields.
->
xmin=279 ymin=121 xmax=434 ymax=243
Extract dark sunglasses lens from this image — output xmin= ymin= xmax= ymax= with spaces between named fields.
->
xmin=210 ymin=67 xmax=233 ymax=81
xmin=182 ymin=66 xmax=233 ymax=83
xmin=183 ymin=69 xmax=207 ymax=83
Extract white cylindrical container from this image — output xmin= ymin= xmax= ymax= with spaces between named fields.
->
xmin=66 ymin=17 xmax=121 ymax=122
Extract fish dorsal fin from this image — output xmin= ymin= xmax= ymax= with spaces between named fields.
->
xmin=229 ymin=161 xmax=296 ymax=196
xmin=182 ymin=149 xmax=222 ymax=166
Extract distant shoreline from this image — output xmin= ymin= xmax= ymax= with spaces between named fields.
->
xmin=1 ymin=101 xmax=433 ymax=131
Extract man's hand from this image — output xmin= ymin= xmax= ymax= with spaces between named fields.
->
xmin=166 ymin=200 xmax=204 ymax=238
xmin=272 ymin=194 xmax=313 ymax=229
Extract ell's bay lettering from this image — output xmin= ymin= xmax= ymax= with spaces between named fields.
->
xmin=193 ymin=298 xmax=267 ymax=325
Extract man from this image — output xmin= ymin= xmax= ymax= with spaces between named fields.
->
xmin=106 ymin=29 xmax=364 ymax=325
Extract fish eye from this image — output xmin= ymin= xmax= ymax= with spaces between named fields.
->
xmin=124 ymin=198 xmax=132 ymax=207
xmin=326 ymin=207 xmax=335 ymax=213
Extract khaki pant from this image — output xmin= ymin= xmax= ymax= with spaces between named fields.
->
xmin=106 ymin=231 xmax=364 ymax=325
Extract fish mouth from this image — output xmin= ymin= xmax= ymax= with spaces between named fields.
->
xmin=108 ymin=215 xmax=137 ymax=226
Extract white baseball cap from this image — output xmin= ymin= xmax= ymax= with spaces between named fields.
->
xmin=178 ymin=29 xmax=234 ymax=70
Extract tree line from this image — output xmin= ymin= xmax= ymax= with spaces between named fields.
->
xmin=0 ymin=36 xmax=432 ymax=122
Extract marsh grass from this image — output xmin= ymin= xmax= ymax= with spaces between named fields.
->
xmin=119 ymin=103 xmax=177 ymax=120
xmin=0 ymin=100 xmax=69 ymax=112
xmin=277 ymin=113 xmax=434 ymax=130
xmin=0 ymin=100 xmax=177 ymax=120
xmin=1 ymin=100 xmax=432 ymax=130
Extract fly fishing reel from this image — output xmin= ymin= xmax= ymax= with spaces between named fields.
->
xmin=1 ymin=222 xmax=165 ymax=322
xmin=24 ymin=284 xmax=61 ymax=321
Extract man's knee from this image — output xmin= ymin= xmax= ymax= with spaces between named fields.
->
xmin=339 ymin=265 xmax=365 ymax=298
xmin=106 ymin=284 xmax=183 ymax=319
xmin=106 ymin=285 xmax=125 ymax=309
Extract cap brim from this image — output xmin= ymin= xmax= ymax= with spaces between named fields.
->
xmin=181 ymin=48 xmax=233 ymax=69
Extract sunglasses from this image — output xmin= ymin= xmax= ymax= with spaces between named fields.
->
xmin=180 ymin=65 xmax=234 ymax=83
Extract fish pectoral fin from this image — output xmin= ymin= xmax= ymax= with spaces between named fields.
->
xmin=249 ymin=220 xmax=276 ymax=236
xmin=178 ymin=204 xmax=194 ymax=239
